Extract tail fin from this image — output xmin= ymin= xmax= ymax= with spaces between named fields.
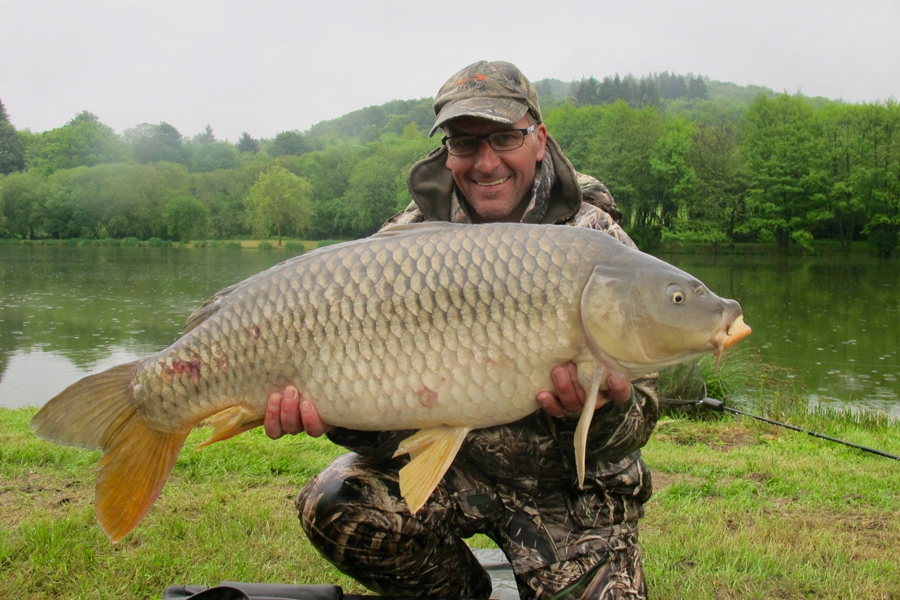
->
xmin=31 ymin=361 xmax=190 ymax=543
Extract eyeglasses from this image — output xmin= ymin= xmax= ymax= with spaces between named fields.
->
xmin=441 ymin=123 xmax=538 ymax=157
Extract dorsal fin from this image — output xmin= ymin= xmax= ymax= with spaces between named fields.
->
xmin=370 ymin=221 xmax=462 ymax=239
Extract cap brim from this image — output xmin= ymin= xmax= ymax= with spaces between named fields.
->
xmin=429 ymin=98 xmax=529 ymax=137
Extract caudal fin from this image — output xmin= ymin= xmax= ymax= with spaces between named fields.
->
xmin=31 ymin=361 xmax=190 ymax=543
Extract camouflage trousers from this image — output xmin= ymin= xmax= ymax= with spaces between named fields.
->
xmin=296 ymin=452 xmax=647 ymax=599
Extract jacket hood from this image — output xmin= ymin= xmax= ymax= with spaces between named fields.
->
xmin=405 ymin=134 xmax=583 ymax=224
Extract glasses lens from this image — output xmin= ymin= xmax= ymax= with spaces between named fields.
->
xmin=444 ymin=128 xmax=529 ymax=156
xmin=446 ymin=136 xmax=478 ymax=156
xmin=487 ymin=130 xmax=525 ymax=152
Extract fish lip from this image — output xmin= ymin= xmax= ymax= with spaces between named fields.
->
xmin=713 ymin=314 xmax=752 ymax=368
xmin=724 ymin=315 xmax=752 ymax=349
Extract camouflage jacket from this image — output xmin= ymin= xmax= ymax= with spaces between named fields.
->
xmin=325 ymin=136 xmax=659 ymax=570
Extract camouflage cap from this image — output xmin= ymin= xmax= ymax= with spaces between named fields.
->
xmin=430 ymin=61 xmax=542 ymax=136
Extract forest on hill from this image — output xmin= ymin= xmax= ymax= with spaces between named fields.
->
xmin=0 ymin=72 xmax=898 ymax=254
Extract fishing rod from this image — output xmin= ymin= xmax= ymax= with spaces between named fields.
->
xmin=697 ymin=396 xmax=900 ymax=461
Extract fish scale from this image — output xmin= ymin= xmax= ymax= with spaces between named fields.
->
xmin=31 ymin=222 xmax=751 ymax=542
xmin=130 ymin=224 xmax=572 ymax=433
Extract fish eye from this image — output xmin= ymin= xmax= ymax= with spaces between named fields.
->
xmin=666 ymin=283 xmax=688 ymax=305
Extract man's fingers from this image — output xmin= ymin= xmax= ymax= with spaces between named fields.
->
xmin=537 ymin=391 xmax=567 ymax=418
xmin=264 ymin=391 xmax=285 ymax=439
xmin=279 ymin=385 xmax=303 ymax=435
xmin=300 ymin=400 xmax=332 ymax=438
xmin=604 ymin=373 xmax=633 ymax=405
xmin=264 ymin=385 xmax=331 ymax=438
xmin=551 ymin=363 xmax=585 ymax=412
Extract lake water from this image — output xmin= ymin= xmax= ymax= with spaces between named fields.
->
xmin=661 ymin=252 xmax=900 ymax=416
xmin=1 ymin=245 xmax=898 ymax=416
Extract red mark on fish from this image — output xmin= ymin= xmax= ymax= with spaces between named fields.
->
xmin=416 ymin=386 xmax=438 ymax=408
xmin=172 ymin=356 xmax=202 ymax=385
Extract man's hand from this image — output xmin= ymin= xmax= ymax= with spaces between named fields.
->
xmin=264 ymin=385 xmax=332 ymax=439
xmin=536 ymin=363 xmax=632 ymax=418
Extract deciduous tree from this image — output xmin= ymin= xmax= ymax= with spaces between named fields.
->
xmin=189 ymin=141 xmax=240 ymax=173
xmin=335 ymin=137 xmax=437 ymax=238
xmin=126 ymin=122 xmax=189 ymax=165
xmin=164 ymin=195 xmax=210 ymax=241
xmin=0 ymin=170 xmax=45 ymax=238
xmin=244 ymin=166 xmax=312 ymax=244
xmin=268 ymin=131 xmax=314 ymax=158
xmin=739 ymin=94 xmax=829 ymax=248
xmin=680 ymin=111 xmax=747 ymax=245
xmin=26 ymin=111 xmax=125 ymax=174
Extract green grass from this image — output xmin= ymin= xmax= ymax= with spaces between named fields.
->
xmin=283 ymin=240 xmax=307 ymax=254
xmin=0 ymin=408 xmax=359 ymax=599
xmin=643 ymin=413 xmax=900 ymax=599
xmin=2 ymin=405 xmax=898 ymax=599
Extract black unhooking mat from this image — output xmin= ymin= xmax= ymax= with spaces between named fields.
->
xmin=162 ymin=583 xmax=345 ymax=599
xmin=161 ymin=582 xmax=480 ymax=599
xmin=162 ymin=548 xmax=521 ymax=600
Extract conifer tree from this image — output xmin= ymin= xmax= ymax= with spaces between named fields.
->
xmin=0 ymin=98 xmax=26 ymax=174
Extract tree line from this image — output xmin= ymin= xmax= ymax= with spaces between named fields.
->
xmin=567 ymin=72 xmax=709 ymax=110
xmin=1 ymin=78 xmax=899 ymax=255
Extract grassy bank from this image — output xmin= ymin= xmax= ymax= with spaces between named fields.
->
xmin=2 ymin=406 xmax=898 ymax=599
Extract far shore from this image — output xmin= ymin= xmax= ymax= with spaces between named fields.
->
xmin=0 ymin=235 xmax=890 ymax=257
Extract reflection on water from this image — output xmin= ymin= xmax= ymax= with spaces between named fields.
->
xmin=0 ymin=246 xmax=291 ymax=408
xmin=1 ymin=245 xmax=898 ymax=416
xmin=1 ymin=347 xmax=149 ymax=408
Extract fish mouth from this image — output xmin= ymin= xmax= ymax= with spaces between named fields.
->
xmin=714 ymin=315 xmax=752 ymax=368
xmin=723 ymin=315 xmax=752 ymax=349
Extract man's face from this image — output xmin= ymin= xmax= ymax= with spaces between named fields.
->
xmin=444 ymin=115 xmax=548 ymax=223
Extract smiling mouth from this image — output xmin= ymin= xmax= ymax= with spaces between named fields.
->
xmin=475 ymin=177 xmax=509 ymax=187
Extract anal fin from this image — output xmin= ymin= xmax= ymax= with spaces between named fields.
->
xmin=197 ymin=405 xmax=265 ymax=449
xmin=393 ymin=426 xmax=471 ymax=514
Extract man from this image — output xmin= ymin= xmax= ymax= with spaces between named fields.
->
xmin=265 ymin=61 xmax=658 ymax=600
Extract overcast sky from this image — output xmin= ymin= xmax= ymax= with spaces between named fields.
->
xmin=2 ymin=0 xmax=897 ymax=142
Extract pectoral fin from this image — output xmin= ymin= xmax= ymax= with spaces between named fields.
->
xmin=574 ymin=367 xmax=607 ymax=489
xmin=394 ymin=426 xmax=471 ymax=514
xmin=197 ymin=405 xmax=264 ymax=449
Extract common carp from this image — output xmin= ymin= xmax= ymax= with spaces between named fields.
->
xmin=32 ymin=222 xmax=751 ymax=542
